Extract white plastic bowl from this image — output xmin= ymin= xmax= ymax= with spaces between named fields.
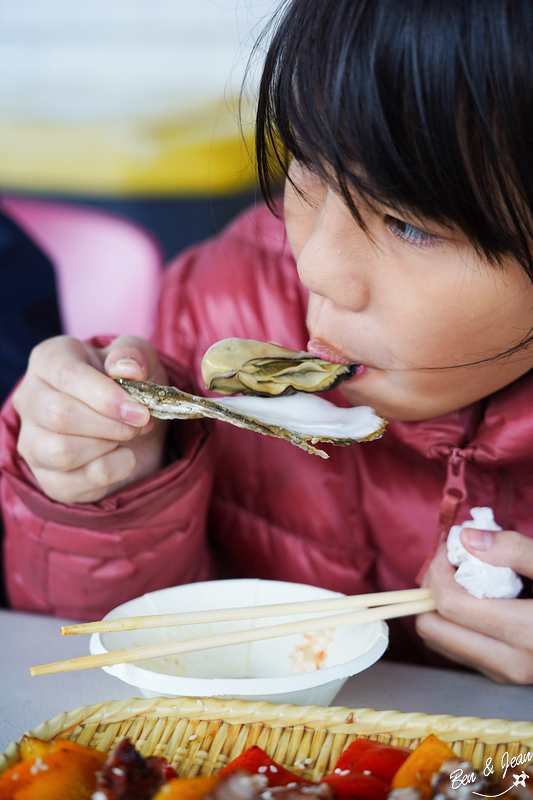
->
xmin=90 ymin=579 xmax=388 ymax=706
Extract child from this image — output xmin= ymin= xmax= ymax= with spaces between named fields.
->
xmin=1 ymin=0 xmax=532 ymax=682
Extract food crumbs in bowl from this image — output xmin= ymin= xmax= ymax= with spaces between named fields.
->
xmin=289 ymin=630 xmax=333 ymax=673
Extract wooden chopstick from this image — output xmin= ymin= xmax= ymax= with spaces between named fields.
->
xmin=61 ymin=587 xmax=432 ymax=635
xmin=31 ymin=594 xmax=436 ymax=676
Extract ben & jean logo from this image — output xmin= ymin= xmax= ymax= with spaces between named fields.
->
xmin=448 ymin=751 xmax=532 ymax=797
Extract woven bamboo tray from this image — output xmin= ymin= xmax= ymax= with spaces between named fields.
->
xmin=2 ymin=696 xmax=532 ymax=778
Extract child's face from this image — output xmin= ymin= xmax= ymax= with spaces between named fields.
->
xmin=284 ymin=161 xmax=533 ymax=421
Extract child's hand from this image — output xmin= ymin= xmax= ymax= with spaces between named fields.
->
xmin=415 ymin=532 xmax=533 ymax=683
xmin=12 ymin=335 xmax=169 ymax=504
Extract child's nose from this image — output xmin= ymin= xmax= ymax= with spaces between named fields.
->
xmin=296 ymin=195 xmax=371 ymax=313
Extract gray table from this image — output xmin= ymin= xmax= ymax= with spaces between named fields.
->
xmin=1 ymin=608 xmax=532 ymax=754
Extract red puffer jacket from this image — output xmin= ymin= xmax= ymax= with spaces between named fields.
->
xmin=1 ymin=203 xmax=532 ymax=661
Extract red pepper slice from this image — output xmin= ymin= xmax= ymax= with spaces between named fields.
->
xmin=320 ymin=770 xmax=391 ymax=800
xmin=218 ymin=746 xmax=307 ymax=787
xmin=332 ymin=739 xmax=410 ymax=782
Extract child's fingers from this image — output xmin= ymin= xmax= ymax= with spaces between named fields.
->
xmin=415 ymin=610 xmax=533 ymax=684
xmin=25 ymin=337 xmax=151 ymax=427
xmin=424 ymin=545 xmax=533 ymax=648
xmin=13 ymin=336 xmax=165 ymax=502
xmin=102 ymin=335 xmax=168 ymax=385
xmin=460 ymin=527 xmax=533 ymax=578
xmin=15 ymin=378 xmax=147 ymax=442
xmin=21 ymin=427 xmax=129 ymax=476
xmin=31 ymin=446 xmax=137 ymax=504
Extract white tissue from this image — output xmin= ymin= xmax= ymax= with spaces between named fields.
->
xmin=446 ymin=507 xmax=523 ymax=599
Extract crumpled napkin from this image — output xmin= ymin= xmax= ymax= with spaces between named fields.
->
xmin=447 ymin=507 xmax=523 ymax=599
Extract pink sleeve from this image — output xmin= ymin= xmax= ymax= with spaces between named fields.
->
xmin=0 ymin=353 xmax=215 ymax=620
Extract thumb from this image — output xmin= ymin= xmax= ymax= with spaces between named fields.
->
xmin=102 ymin=336 xmax=168 ymax=384
xmin=460 ymin=527 xmax=533 ymax=577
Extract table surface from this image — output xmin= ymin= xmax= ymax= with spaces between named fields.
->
xmin=1 ymin=608 xmax=532 ymax=754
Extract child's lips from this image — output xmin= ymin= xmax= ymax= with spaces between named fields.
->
xmin=307 ymin=337 xmax=366 ymax=374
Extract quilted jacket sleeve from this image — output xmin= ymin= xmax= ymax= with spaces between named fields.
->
xmin=0 ymin=351 xmax=215 ymax=620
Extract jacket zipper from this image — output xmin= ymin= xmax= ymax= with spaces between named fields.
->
xmin=415 ymin=444 xmax=475 ymax=584
xmin=442 ymin=443 xmax=471 ymax=496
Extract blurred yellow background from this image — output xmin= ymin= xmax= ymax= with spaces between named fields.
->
xmin=0 ymin=0 xmax=276 ymax=196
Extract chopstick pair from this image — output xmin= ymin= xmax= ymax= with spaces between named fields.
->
xmin=30 ymin=587 xmax=436 ymax=676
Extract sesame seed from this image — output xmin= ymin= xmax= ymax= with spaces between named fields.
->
xmin=30 ymin=758 xmax=49 ymax=774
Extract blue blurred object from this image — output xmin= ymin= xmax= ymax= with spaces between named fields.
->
xmin=0 ymin=208 xmax=61 ymax=406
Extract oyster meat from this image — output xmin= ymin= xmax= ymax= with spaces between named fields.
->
xmin=201 ymin=338 xmax=357 ymax=396
xmin=115 ymin=378 xmax=386 ymax=459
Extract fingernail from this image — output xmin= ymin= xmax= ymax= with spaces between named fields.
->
xmin=111 ymin=357 xmax=143 ymax=377
xmin=462 ymin=528 xmax=494 ymax=551
xmin=115 ymin=357 xmax=140 ymax=366
xmin=108 ymin=357 xmax=146 ymax=379
xmin=120 ymin=401 xmax=148 ymax=424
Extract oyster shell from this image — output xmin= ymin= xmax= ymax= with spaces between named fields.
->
xmin=115 ymin=378 xmax=386 ymax=459
xmin=201 ymin=338 xmax=357 ymax=396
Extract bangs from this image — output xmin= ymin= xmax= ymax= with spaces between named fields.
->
xmin=255 ymin=0 xmax=533 ymax=276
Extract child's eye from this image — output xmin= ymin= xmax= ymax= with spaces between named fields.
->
xmin=385 ymin=215 xmax=445 ymax=249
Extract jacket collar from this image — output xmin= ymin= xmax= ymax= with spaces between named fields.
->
xmin=386 ymin=370 xmax=533 ymax=467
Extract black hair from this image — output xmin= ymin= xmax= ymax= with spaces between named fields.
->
xmin=255 ymin=0 xmax=533 ymax=299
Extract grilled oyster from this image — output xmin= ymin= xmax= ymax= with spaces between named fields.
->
xmin=115 ymin=378 xmax=386 ymax=458
xmin=201 ymin=338 xmax=357 ymax=396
